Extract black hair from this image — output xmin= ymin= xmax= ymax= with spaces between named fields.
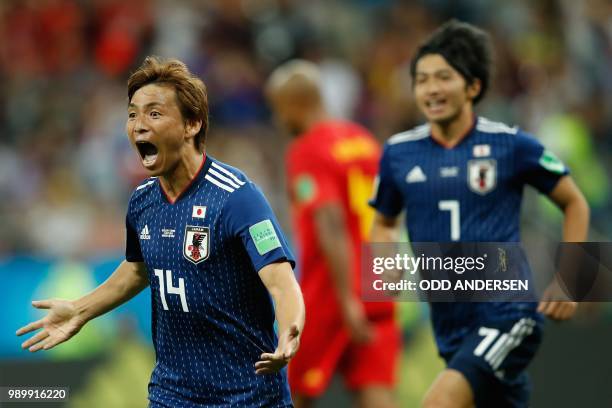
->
xmin=410 ymin=20 xmax=492 ymax=104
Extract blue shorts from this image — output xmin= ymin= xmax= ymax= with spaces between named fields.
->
xmin=442 ymin=317 xmax=543 ymax=408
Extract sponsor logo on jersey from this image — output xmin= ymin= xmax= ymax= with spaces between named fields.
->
xmin=406 ymin=166 xmax=427 ymax=183
xmin=183 ymin=226 xmax=210 ymax=264
xmin=140 ymin=225 xmax=151 ymax=240
xmin=468 ymin=159 xmax=497 ymax=194
xmin=192 ymin=205 xmax=206 ymax=219
xmin=161 ymin=228 xmax=175 ymax=238
xmin=473 ymin=144 xmax=491 ymax=157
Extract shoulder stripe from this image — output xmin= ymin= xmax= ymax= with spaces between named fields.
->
xmin=476 ymin=117 xmax=518 ymax=134
xmin=205 ymin=174 xmax=235 ymax=192
xmin=211 ymin=162 xmax=245 ymax=186
xmin=388 ymin=124 xmax=431 ymax=145
xmin=209 ymin=168 xmax=241 ymax=189
xmin=135 ymin=179 xmax=155 ymax=191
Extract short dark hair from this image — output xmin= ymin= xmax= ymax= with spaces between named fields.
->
xmin=128 ymin=56 xmax=209 ymax=150
xmin=410 ymin=20 xmax=492 ymax=104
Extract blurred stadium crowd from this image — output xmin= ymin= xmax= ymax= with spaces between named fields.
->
xmin=1 ymin=0 xmax=611 ymax=258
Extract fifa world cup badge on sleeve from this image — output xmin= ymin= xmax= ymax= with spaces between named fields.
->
xmin=249 ymin=219 xmax=281 ymax=255
xmin=183 ymin=226 xmax=210 ymax=264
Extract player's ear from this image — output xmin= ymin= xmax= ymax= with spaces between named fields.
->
xmin=467 ymin=79 xmax=481 ymax=101
xmin=185 ymin=120 xmax=203 ymax=139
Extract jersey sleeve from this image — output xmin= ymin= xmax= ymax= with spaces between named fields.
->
xmin=515 ymin=132 xmax=569 ymax=194
xmin=125 ymin=209 xmax=144 ymax=262
xmin=368 ymin=143 xmax=404 ymax=217
xmin=224 ymin=182 xmax=296 ymax=272
xmin=288 ymin=147 xmax=343 ymax=212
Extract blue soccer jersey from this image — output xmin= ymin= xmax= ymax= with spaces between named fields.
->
xmin=370 ymin=116 xmax=568 ymax=356
xmin=125 ymin=155 xmax=295 ymax=407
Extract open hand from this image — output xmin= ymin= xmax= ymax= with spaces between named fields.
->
xmin=16 ymin=299 xmax=85 ymax=352
xmin=255 ymin=324 xmax=300 ymax=375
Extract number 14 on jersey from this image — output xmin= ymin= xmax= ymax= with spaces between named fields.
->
xmin=154 ymin=269 xmax=190 ymax=312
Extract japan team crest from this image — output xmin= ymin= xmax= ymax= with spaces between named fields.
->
xmin=467 ymin=159 xmax=497 ymax=195
xmin=183 ymin=226 xmax=210 ymax=264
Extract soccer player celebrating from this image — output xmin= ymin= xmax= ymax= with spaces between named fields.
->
xmin=369 ymin=21 xmax=589 ymax=408
xmin=267 ymin=61 xmax=400 ymax=408
xmin=17 ymin=57 xmax=305 ymax=407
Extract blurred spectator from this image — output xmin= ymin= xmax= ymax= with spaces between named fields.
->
xmin=0 ymin=0 xmax=610 ymax=258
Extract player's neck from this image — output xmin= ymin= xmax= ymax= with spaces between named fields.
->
xmin=430 ymin=107 xmax=476 ymax=148
xmin=301 ymin=108 xmax=329 ymax=135
xmin=160 ymin=150 xmax=204 ymax=202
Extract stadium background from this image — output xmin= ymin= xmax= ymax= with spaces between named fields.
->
xmin=0 ymin=0 xmax=611 ymax=406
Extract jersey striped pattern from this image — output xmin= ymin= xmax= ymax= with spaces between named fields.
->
xmin=388 ymin=124 xmax=431 ymax=145
xmin=205 ymin=161 xmax=246 ymax=193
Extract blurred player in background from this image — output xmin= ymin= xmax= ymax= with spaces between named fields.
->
xmin=369 ymin=21 xmax=589 ymax=408
xmin=267 ymin=60 xmax=400 ymax=408
xmin=17 ymin=56 xmax=305 ymax=407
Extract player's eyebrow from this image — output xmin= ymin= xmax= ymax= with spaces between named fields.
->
xmin=128 ymin=101 xmax=163 ymax=110
xmin=416 ymin=68 xmax=453 ymax=76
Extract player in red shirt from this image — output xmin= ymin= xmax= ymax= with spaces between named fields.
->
xmin=266 ymin=60 xmax=400 ymax=408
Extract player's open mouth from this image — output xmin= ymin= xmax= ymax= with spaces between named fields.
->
xmin=136 ymin=141 xmax=159 ymax=167
xmin=426 ymin=99 xmax=447 ymax=113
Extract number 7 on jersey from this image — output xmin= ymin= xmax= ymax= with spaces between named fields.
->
xmin=438 ymin=200 xmax=460 ymax=241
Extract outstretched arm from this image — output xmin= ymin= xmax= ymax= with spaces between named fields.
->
xmin=17 ymin=260 xmax=148 ymax=351
xmin=537 ymin=176 xmax=590 ymax=320
xmin=255 ymin=261 xmax=305 ymax=375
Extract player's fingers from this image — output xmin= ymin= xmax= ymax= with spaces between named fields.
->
xmin=28 ymin=337 xmax=52 ymax=352
xmin=255 ymin=361 xmax=285 ymax=375
xmin=255 ymin=358 xmax=276 ymax=367
xmin=32 ymin=300 xmax=53 ymax=309
xmin=259 ymin=352 xmax=281 ymax=361
xmin=556 ymin=305 xmax=570 ymax=320
xmin=547 ymin=302 xmax=562 ymax=318
xmin=538 ymin=301 xmax=551 ymax=316
xmin=540 ymin=301 xmax=555 ymax=317
xmin=558 ymin=302 xmax=576 ymax=320
xmin=16 ymin=320 xmax=44 ymax=336
xmin=567 ymin=303 xmax=578 ymax=318
xmin=551 ymin=302 xmax=570 ymax=320
xmin=21 ymin=330 xmax=49 ymax=350
xmin=42 ymin=333 xmax=69 ymax=351
xmin=256 ymin=367 xmax=275 ymax=375
xmin=254 ymin=360 xmax=278 ymax=370
xmin=547 ymin=305 xmax=561 ymax=320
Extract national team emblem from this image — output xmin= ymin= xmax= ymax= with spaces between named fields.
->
xmin=468 ymin=159 xmax=497 ymax=195
xmin=183 ymin=226 xmax=210 ymax=264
